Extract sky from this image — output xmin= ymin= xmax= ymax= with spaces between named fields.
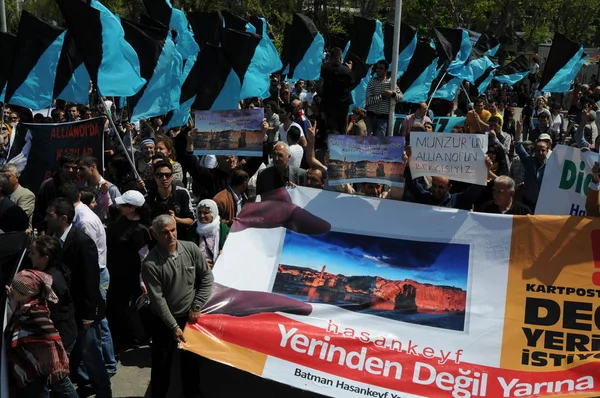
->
xmin=328 ymin=136 xmax=405 ymax=163
xmin=194 ymin=109 xmax=263 ymax=132
xmin=279 ymin=230 xmax=470 ymax=290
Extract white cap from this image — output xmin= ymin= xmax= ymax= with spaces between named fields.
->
xmin=537 ymin=133 xmax=552 ymax=142
xmin=115 ymin=190 xmax=145 ymax=207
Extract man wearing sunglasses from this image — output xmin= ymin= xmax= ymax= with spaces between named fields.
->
xmin=146 ymin=160 xmax=195 ymax=240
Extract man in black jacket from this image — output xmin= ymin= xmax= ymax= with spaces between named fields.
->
xmin=320 ymin=47 xmax=355 ymax=135
xmin=46 ymin=198 xmax=112 ymax=398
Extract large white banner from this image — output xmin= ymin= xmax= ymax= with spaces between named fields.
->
xmin=182 ymin=187 xmax=600 ymax=398
xmin=535 ymin=145 xmax=598 ymax=216
xmin=409 ymin=132 xmax=488 ymax=185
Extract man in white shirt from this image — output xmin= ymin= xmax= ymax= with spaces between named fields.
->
xmin=276 ymin=103 xmax=307 ymax=145
xmin=286 ymin=126 xmax=304 ymax=168
xmin=59 ymin=181 xmax=117 ymax=376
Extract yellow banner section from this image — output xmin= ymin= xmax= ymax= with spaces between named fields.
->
xmin=502 ymin=216 xmax=600 ymax=373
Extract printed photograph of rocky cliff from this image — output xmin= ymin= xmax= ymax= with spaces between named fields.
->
xmin=193 ymin=109 xmax=264 ymax=157
xmin=273 ymin=230 xmax=469 ymax=331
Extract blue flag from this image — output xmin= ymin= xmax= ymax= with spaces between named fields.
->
xmin=493 ymin=55 xmax=530 ymax=86
xmin=366 ymin=20 xmax=385 ymax=64
xmin=281 ymin=14 xmax=324 ymax=81
xmin=54 ymin=31 xmax=91 ymax=105
xmin=400 ymin=41 xmax=439 ymax=103
xmin=539 ymin=33 xmax=586 ymax=93
xmin=57 ymin=0 xmax=146 ymax=97
xmin=474 ymin=67 xmax=495 ymax=96
xmin=164 ymin=54 xmax=197 ymax=129
xmin=434 ymin=28 xmax=472 ymax=76
xmin=346 ymin=18 xmax=385 ymax=110
xmin=5 ymin=12 xmax=66 ymax=109
xmin=433 ymin=76 xmax=462 ymax=101
xmin=121 ymin=19 xmax=183 ymax=123
xmin=247 ymin=17 xmax=283 ymax=99
xmin=143 ymin=0 xmax=199 ymax=60
xmin=384 ymin=22 xmax=417 ymax=78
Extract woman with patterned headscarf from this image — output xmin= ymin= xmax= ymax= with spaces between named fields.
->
xmin=5 ymin=269 xmax=78 ymax=397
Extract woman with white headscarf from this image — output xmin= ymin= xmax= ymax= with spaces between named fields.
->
xmin=193 ymin=199 xmax=229 ymax=268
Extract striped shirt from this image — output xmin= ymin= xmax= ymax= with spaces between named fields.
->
xmin=365 ymin=77 xmax=403 ymax=115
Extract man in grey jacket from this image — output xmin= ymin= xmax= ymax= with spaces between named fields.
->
xmin=142 ymin=214 xmax=214 ymax=398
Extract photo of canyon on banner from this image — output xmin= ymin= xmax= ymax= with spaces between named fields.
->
xmin=182 ymin=187 xmax=600 ymax=398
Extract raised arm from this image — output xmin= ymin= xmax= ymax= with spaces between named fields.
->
xmin=304 ymin=120 xmax=326 ymax=170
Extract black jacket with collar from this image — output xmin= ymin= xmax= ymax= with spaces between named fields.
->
xmin=61 ymin=224 xmax=104 ymax=323
xmin=0 ymin=196 xmax=28 ymax=232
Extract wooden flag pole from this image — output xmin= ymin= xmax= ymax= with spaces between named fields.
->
xmin=387 ymin=0 xmax=403 ymax=137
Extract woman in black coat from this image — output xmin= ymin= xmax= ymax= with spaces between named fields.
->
xmin=28 ymin=235 xmax=77 ymax=353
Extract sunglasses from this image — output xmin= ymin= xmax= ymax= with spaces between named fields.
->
xmin=155 ymin=172 xmax=173 ymax=179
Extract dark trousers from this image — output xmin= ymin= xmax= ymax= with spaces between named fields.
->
xmin=150 ymin=315 xmax=201 ymax=398
xmin=106 ymin=271 xmax=148 ymax=351
xmin=325 ymin=105 xmax=350 ymax=135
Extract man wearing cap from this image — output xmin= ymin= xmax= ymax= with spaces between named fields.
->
xmin=537 ymin=133 xmax=554 ymax=157
xmin=528 ymin=109 xmax=551 ymax=142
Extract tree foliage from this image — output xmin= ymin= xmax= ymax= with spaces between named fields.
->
xmin=8 ymin=0 xmax=600 ymax=50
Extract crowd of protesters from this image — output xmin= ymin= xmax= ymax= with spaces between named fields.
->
xmin=2 ymin=49 xmax=600 ymax=398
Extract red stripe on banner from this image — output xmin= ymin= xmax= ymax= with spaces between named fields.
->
xmin=187 ymin=313 xmax=600 ymax=397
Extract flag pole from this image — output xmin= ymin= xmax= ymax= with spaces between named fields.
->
xmin=98 ymin=94 xmax=141 ymax=181
xmin=388 ymin=0 xmax=403 ymax=137
xmin=427 ymin=71 xmax=448 ymax=110
xmin=0 ymin=0 xmax=7 ymax=33
xmin=460 ymin=82 xmax=473 ymax=108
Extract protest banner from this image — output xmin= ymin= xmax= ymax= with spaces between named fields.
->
xmin=409 ymin=132 xmax=489 ymax=185
xmin=393 ymin=115 xmax=466 ymax=135
xmin=535 ymin=145 xmax=598 ymax=216
xmin=327 ymin=136 xmax=405 ymax=187
xmin=193 ymin=109 xmax=264 ymax=157
xmin=182 ymin=187 xmax=600 ymax=398
xmin=9 ymin=118 xmax=105 ymax=193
